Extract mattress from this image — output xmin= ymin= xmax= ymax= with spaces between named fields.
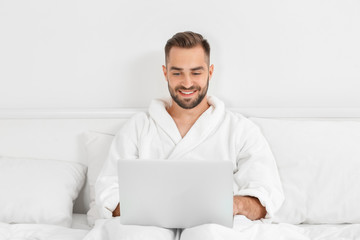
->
xmin=0 ymin=214 xmax=90 ymax=240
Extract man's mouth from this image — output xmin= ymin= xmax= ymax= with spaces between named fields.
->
xmin=179 ymin=90 xmax=197 ymax=97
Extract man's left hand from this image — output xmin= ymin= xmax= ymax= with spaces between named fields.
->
xmin=233 ymin=196 xmax=267 ymax=220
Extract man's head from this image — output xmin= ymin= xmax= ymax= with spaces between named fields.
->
xmin=164 ymin=31 xmax=211 ymax=66
xmin=163 ymin=31 xmax=214 ymax=110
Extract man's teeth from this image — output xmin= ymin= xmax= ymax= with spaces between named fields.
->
xmin=180 ymin=91 xmax=194 ymax=95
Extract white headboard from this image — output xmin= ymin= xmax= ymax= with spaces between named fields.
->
xmin=1 ymin=108 xmax=360 ymax=214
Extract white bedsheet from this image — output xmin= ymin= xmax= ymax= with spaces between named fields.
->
xmin=297 ymin=224 xmax=360 ymax=240
xmin=84 ymin=218 xmax=178 ymax=240
xmin=0 ymin=214 xmax=90 ymax=240
xmin=72 ymin=214 xmax=91 ymax=230
xmin=182 ymin=216 xmax=360 ymax=240
xmin=0 ymin=222 xmax=88 ymax=240
xmin=84 ymin=216 xmax=360 ymax=240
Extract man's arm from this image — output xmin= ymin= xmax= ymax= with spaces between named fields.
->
xmin=233 ymin=196 xmax=266 ymax=220
xmin=233 ymin=119 xmax=284 ymax=219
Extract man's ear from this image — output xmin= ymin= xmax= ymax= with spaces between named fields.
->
xmin=208 ymin=64 xmax=214 ymax=80
xmin=162 ymin=65 xmax=167 ymax=81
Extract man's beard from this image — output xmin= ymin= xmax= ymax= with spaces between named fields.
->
xmin=168 ymin=77 xmax=209 ymax=110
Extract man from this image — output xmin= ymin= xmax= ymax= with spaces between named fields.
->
xmin=95 ymin=31 xmax=284 ymax=238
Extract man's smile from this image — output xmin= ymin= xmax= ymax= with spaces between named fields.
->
xmin=179 ymin=90 xmax=197 ymax=97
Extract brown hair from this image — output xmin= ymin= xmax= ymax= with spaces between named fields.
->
xmin=164 ymin=31 xmax=210 ymax=65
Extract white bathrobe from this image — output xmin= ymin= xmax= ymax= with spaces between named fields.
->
xmin=95 ymin=96 xmax=284 ymax=221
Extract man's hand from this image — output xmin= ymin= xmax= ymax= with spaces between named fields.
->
xmin=112 ymin=203 xmax=120 ymax=217
xmin=233 ymin=196 xmax=266 ymax=220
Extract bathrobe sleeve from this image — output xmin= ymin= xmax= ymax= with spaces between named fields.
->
xmin=95 ymin=113 xmax=145 ymax=218
xmin=233 ymin=118 xmax=284 ymax=220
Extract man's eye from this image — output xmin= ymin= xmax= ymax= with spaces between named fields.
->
xmin=193 ymin=72 xmax=201 ymax=75
xmin=172 ymin=73 xmax=180 ymax=76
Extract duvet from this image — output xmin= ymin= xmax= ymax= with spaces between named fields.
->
xmin=0 ymin=222 xmax=88 ymax=240
xmin=84 ymin=216 xmax=360 ymax=240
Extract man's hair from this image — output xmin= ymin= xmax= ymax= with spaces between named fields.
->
xmin=165 ymin=31 xmax=210 ymax=65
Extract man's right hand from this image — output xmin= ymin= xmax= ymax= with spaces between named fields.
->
xmin=112 ymin=203 xmax=120 ymax=217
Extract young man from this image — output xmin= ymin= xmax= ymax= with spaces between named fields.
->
xmin=95 ymin=31 xmax=284 ymax=237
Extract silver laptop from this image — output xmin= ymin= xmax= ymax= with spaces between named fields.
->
xmin=117 ymin=159 xmax=233 ymax=228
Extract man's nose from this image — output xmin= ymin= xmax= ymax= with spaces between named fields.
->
xmin=182 ymin=74 xmax=193 ymax=88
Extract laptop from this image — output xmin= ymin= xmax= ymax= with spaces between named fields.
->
xmin=117 ymin=159 xmax=233 ymax=228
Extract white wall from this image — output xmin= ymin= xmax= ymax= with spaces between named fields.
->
xmin=1 ymin=0 xmax=359 ymax=109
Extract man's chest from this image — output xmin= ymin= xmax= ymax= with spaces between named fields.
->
xmin=137 ymin=126 xmax=239 ymax=164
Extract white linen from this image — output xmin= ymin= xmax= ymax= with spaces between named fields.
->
xmin=83 ymin=131 xmax=115 ymax=226
xmin=250 ymin=118 xmax=360 ymax=224
xmin=182 ymin=216 xmax=360 ymax=240
xmin=72 ymin=214 xmax=92 ymax=230
xmin=181 ymin=216 xmax=309 ymax=240
xmin=83 ymin=218 xmax=177 ymax=240
xmin=181 ymin=216 xmax=360 ymax=240
xmin=0 ymin=222 xmax=88 ymax=240
xmin=0 ymin=156 xmax=86 ymax=227
xmin=85 ymin=216 xmax=360 ymax=240
xmin=95 ymin=96 xmax=284 ymax=220
xmin=297 ymin=224 xmax=360 ymax=240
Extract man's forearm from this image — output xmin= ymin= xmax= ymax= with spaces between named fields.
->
xmin=233 ymin=196 xmax=266 ymax=220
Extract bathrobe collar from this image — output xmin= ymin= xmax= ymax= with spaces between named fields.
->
xmin=149 ymin=96 xmax=225 ymax=159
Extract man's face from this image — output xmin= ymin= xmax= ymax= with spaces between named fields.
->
xmin=163 ymin=45 xmax=214 ymax=109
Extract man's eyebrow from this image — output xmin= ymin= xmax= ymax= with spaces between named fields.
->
xmin=169 ymin=66 xmax=205 ymax=71
xmin=170 ymin=67 xmax=183 ymax=71
xmin=190 ymin=66 xmax=205 ymax=71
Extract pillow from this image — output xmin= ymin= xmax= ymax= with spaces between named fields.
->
xmin=250 ymin=118 xmax=360 ymax=224
xmin=0 ymin=156 xmax=86 ymax=227
xmin=83 ymin=131 xmax=114 ymax=226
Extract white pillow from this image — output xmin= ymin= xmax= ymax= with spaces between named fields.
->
xmin=83 ymin=131 xmax=114 ymax=226
xmin=250 ymin=118 xmax=360 ymax=224
xmin=0 ymin=156 xmax=86 ymax=227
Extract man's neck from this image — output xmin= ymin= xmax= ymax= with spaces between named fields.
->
xmin=166 ymin=96 xmax=211 ymax=137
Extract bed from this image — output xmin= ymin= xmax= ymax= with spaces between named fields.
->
xmin=1 ymin=108 xmax=360 ymax=240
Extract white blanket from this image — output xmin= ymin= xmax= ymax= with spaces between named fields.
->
xmin=84 ymin=218 xmax=178 ymax=240
xmin=95 ymin=96 xmax=284 ymax=220
xmin=0 ymin=222 xmax=88 ymax=240
xmin=85 ymin=216 xmax=360 ymax=240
